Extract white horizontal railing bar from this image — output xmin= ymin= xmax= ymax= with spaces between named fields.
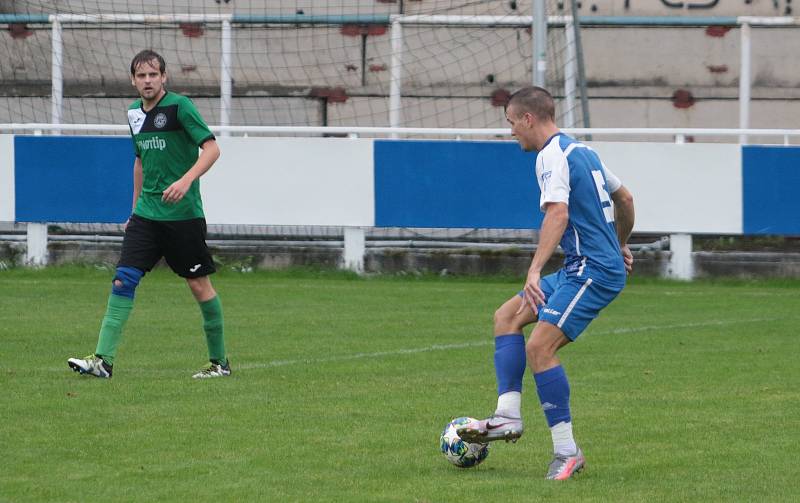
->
xmin=2 ymin=124 xmax=800 ymax=138
xmin=565 ymin=128 xmax=800 ymax=137
xmin=0 ymin=124 xmax=129 ymax=132
xmin=392 ymin=15 xmax=774 ymax=27
xmin=394 ymin=15 xmax=534 ymax=26
xmin=737 ymin=16 xmax=800 ymax=25
xmin=48 ymin=13 xmax=234 ymax=23
xmin=0 ymin=124 xmax=509 ymax=136
xmin=1 ymin=13 xmax=798 ymax=27
xmin=22 ymin=14 xmax=800 ymax=27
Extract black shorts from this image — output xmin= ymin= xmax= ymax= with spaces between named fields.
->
xmin=119 ymin=214 xmax=216 ymax=278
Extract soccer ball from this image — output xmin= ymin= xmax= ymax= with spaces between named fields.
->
xmin=439 ymin=417 xmax=490 ymax=468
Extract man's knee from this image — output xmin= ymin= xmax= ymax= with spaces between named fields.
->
xmin=494 ymin=305 xmax=520 ymax=334
xmin=111 ymin=266 xmax=144 ymax=299
xmin=526 ymin=325 xmax=569 ymax=365
xmin=493 ymin=306 xmax=508 ymax=327
xmin=186 ymin=276 xmax=215 ymax=301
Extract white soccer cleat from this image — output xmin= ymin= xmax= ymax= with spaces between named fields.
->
xmin=192 ymin=360 xmax=232 ymax=379
xmin=456 ymin=414 xmax=524 ymax=443
xmin=68 ymin=354 xmax=112 ymax=378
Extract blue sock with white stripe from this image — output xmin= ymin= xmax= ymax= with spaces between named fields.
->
xmin=533 ymin=365 xmax=571 ymax=427
xmin=535 ymin=365 xmax=577 ymax=454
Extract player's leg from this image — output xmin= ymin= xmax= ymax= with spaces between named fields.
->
xmin=68 ymin=215 xmax=159 ymax=378
xmin=457 ymin=293 xmax=539 ymax=443
xmin=492 ymin=295 xmax=537 ymax=423
xmin=530 ymin=275 xmax=622 ymax=480
xmin=527 ymin=321 xmax=584 ymax=479
xmin=186 ymin=275 xmax=229 ymax=378
xmin=162 ymin=218 xmax=229 ymax=378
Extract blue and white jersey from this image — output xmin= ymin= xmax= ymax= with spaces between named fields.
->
xmin=536 ymin=133 xmax=626 ymax=287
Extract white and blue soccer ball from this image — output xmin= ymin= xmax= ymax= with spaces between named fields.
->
xmin=440 ymin=416 xmax=490 ymax=468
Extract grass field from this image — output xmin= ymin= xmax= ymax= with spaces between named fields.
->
xmin=1 ymin=267 xmax=798 ymax=502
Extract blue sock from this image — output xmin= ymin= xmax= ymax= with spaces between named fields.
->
xmin=494 ymin=334 xmax=526 ymax=394
xmin=534 ymin=365 xmax=571 ymax=427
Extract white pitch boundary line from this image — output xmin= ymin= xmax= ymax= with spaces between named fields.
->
xmin=593 ymin=317 xmax=777 ymax=336
xmin=52 ymin=317 xmax=779 ymax=374
xmin=236 ymin=317 xmax=776 ymax=371
xmin=238 ymin=341 xmax=492 ymax=370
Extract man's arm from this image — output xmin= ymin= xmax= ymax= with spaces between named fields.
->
xmin=161 ymin=139 xmax=221 ymax=204
xmin=611 ymin=185 xmax=635 ymax=273
xmin=132 ymin=156 xmax=143 ymax=211
xmin=520 ymin=201 xmax=569 ymax=315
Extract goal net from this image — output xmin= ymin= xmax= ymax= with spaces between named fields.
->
xmin=0 ymin=0 xmax=587 ymax=133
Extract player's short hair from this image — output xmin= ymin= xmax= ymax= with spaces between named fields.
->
xmin=506 ymin=86 xmax=555 ymax=122
xmin=130 ymin=50 xmax=166 ymax=76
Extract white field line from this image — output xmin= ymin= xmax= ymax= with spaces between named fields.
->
xmin=238 ymin=341 xmax=491 ymax=370
xmin=236 ymin=317 xmax=776 ymax=371
xmin=52 ymin=317 xmax=779 ymax=374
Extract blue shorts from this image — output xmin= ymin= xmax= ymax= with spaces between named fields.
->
xmin=518 ymin=269 xmax=623 ymax=341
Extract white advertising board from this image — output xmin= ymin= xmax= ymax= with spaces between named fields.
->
xmin=203 ymin=137 xmax=375 ymax=226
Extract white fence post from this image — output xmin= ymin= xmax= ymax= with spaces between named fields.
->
xmin=667 ymin=233 xmax=693 ymax=280
xmin=563 ymin=17 xmax=577 ymax=129
xmin=739 ymin=21 xmax=751 ymax=145
xmin=532 ymin=0 xmax=547 ymax=87
xmin=26 ymin=223 xmax=48 ymax=266
xmin=50 ymin=16 xmax=63 ymax=134
xmin=343 ymin=227 xmax=365 ymax=274
xmin=220 ymin=18 xmax=233 ymax=137
xmin=389 ymin=17 xmax=403 ymax=137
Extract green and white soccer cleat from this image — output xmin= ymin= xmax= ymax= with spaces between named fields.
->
xmin=68 ymin=354 xmax=112 ymax=378
xmin=192 ymin=360 xmax=231 ymax=379
xmin=545 ymin=448 xmax=585 ymax=480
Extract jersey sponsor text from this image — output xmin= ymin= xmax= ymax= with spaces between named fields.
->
xmin=137 ymin=136 xmax=167 ymax=152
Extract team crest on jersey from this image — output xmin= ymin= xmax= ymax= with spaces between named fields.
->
xmin=154 ymin=112 xmax=168 ymax=129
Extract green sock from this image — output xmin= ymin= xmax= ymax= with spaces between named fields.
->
xmin=199 ymin=295 xmax=226 ymax=364
xmin=94 ymin=294 xmax=134 ymax=366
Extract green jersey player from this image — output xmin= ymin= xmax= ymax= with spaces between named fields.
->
xmin=68 ymin=50 xmax=230 ymax=379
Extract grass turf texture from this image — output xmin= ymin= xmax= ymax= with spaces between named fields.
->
xmin=1 ymin=267 xmax=797 ymax=502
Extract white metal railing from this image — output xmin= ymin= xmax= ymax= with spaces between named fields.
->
xmin=2 ymin=124 xmax=800 ymax=144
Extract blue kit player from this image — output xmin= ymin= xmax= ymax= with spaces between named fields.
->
xmin=458 ymin=87 xmax=636 ymax=480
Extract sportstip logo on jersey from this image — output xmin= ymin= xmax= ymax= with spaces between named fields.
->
xmin=137 ymin=136 xmax=167 ymax=151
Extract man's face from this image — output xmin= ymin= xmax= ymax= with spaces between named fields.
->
xmin=506 ymin=103 xmax=535 ymax=152
xmin=131 ymin=59 xmax=166 ymax=101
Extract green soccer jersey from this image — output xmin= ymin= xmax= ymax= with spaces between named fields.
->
xmin=127 ymin=91 xmax=215 ymax=220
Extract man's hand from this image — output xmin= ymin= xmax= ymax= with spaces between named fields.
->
xmin=517 ymin=269 xmax=545 ymax=316
xmin=621 ymin=245 xmax=633 ymax=274
xmin=162 ymin=177 xmax=191 ymax=204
